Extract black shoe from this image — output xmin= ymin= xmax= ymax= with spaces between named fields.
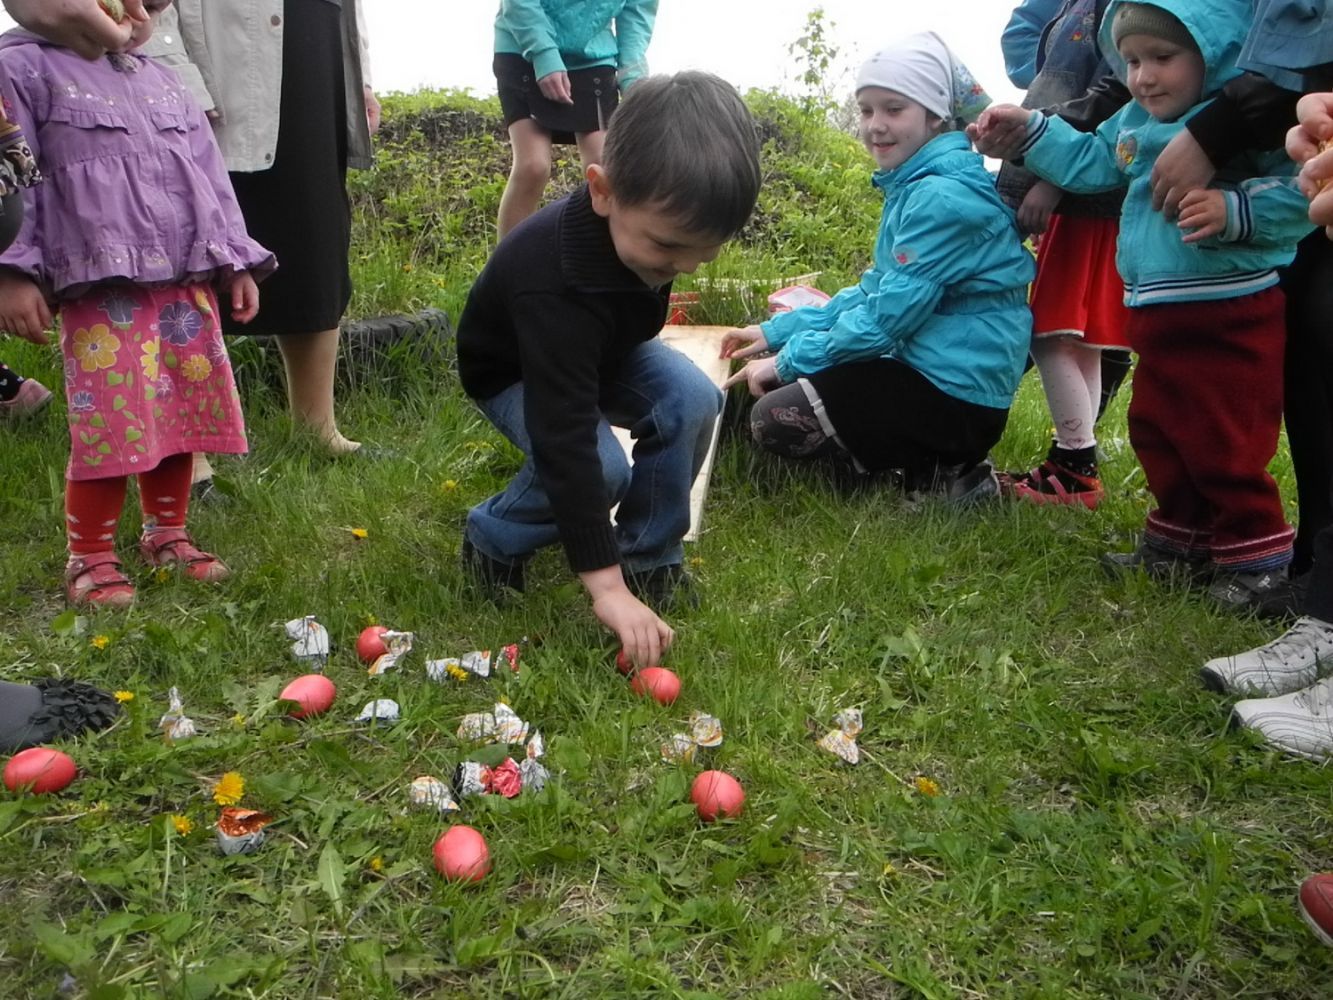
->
xmin=1101 ymin=545 xmax=1213 ymax=585
xmin=1209 ymin=569 xmax=1289 ymax=613
xmin=625 ymin=564 xmax=699 ymax=611
xmin=0 ymin=679 xmax=121 ymax=753
xmin=460 ymin=537 xmax=525 ymax=602
xmin=1252 ymin=571 xmax=1308 ymax=622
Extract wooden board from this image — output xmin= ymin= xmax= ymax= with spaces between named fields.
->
xmin=612 ymin=325 xmax=733 ymax=542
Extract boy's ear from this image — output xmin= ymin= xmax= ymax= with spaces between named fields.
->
xmin=586 ymin=163 xmax=613 ymax=218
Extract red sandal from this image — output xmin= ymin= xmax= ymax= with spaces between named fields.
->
xmin=65 ymin=551 xmax=136 ymax=609
xmin=139 ymin=527 xmax=230 ymax=582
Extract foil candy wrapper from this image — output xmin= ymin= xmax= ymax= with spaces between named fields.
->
xmin=407 ymin=775 xmax=460 ymax=814
xmin=215 ymin=807 xmax=273 ymax=855
xmin=660 ymin=712 xmax=724 ymax=763
xmin=817 ymin=708 xmax=864 ymax=764
xmin=283 ymin=616 xmax=330 ymax=667
xmin=158 ymin=686 xmax=198 ymax=741
xmin=425 ymin=642 xmax=523 ymax=682
xmin=453 ymin=729 xmax=548 ymax=798
xmin=457 ymin=702 xmax=529 ymax=744
xmin=518 ymin=756 xmax=550 ymax=792
xmin=368 ymin=630 xmax=414 ymax=677
xmin=354 ymin=699 xmax=401 ymax=724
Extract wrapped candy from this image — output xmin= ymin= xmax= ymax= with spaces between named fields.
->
xmin=408 ymin=775 xmax=460 ymax=814
xmin=215 ymin=807 xmax=273 ymax=855
xmin=354 ymin=699 xmax=400 ymax=725
xmin=518 ymin=732 xmax=550 ymax=792
xmin=158 ymin=686 xmax=197 ymax=742
xmin=457 ymin=703 xmax=529 ymax=744
xmin=283 ymin=616 xmax=330 ymax=668
xmin=817 ymin=708 xmax=864 ymax=764
xmin=660 ymin=712 xmax=724 ymax=763
xmin=367 ymin=631 xmax=414 ymax=677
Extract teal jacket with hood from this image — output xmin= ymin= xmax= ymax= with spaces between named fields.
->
xmin=495 ymin=0 xmax=657 ymax=89
xmin=761 ymin=131 xmax=1034 ymax=411
xmin=1015 ymin=0 xmax=1314 ymax=307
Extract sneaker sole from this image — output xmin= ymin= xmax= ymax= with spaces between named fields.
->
xmin=1012 ymin=483 xmax=1103 ymax=510
xmin=1227 ymin=708 xmax=1333 ymax=761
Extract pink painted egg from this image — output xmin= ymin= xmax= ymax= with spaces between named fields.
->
xmin=356 ymin=625 xmax=390 ymax=664
xmin=690 ymin=770 xmax=745 ymax=822
xmin=4 ymin=747 xmax=77 ymax=794
xmin=433 ymin=824 xmax=491 ymax=882
xmin=280 ymin=674 xmax=337 ymax=719
xmin=629 ymin=666 xmax=680 ymax=705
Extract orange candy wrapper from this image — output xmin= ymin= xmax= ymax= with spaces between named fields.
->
xmin=215 ymin=807 xmax=274 ymax=855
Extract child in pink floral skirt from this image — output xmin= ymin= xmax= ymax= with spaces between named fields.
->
xmin=0 ymin=3 xmax=273 ymax=608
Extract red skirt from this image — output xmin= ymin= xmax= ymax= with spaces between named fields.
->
xmin=1030 ymin=214 xmax=1129 ymax=349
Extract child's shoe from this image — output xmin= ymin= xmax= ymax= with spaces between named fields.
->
xmin=460 ymin=536 xmax=525 ymax=602
xmin=1200 ymin=616 xmax=1333 ymax=696
xmin=1004 ymin=458 xmax=1104 ymax=509
xmin=138 ymin=526 xmax=230 ymax=582
xmin=1299 ymin=873 xmax=1333 ymax=948
xmin=1100 ymin=544 xmax=1211 ymax=585
xmin=625 ymin=563 xmax=699 ymax=611
xmin=0 ymin=377 xmax=53 ymax=418
xmin=1208 ymin=569 xmax=1286 ymax=612
xmin=65 ymin=551 xmax=136 ymax=608
xmin=1231 ymin=674 xmax=1333 ymax=760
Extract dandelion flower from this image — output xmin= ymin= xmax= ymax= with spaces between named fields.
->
xmin=212 ymin=771 xmax=244 ymax=806
xmin=441 ymin=479 xmax=459 ymax=493
xmin=445 ymin=663 xmax=469 ymax=682
xmin=112 ymin=689 xmax=134 ymax=702
xmin=154 ymin=567 xmax=171 ymax=583
xmin=170 ymin=814 xmax=194 ymax=836
xmin=348 ymin=527 xmax=369 ymax=540
xmin=90 ymin=635 xmax=110 ymax=650
xmin=369 ymin=855 xmax=384 ymax=872
xmin=230 ymin=713 xmax=246 ymax=728
xmin=913 ymin=776 xmax=941 ymax=797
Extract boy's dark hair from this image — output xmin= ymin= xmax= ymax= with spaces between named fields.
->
xmin=601 ymin=71 xmax=762 ymax=239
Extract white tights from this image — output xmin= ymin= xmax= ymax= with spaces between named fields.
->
xmin=1032 ymin=336 xmax=1103 ymax=452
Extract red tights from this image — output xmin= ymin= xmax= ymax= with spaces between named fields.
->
xmin=65 ymin=452 xmax=193 ymax=556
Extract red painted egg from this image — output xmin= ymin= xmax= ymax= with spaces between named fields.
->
xmin=433 ymin=824 xmax=491 ymax=882
xmin=4 ymin=747 xmax=77 ymax=794
xmin=629 ymin=666 xmax=680 ymax=705
xmin=356 ymin=625 xmax=390 ymax=663
xmin=690 ymin=770 xmax=745 ymax=822
xmin=280 ymin=674 xmax=337 ymax=719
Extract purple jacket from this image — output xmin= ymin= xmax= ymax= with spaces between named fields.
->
xmin=0 ymin=30 xmax=274 ymax=299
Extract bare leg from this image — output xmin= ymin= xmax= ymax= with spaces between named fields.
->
xmin=574 ymin=129 xmax=606 ymax=170
xmin=276 ymin=328 xmax=359 ymax=454
xmin=191 ymin=453 xmax=215 ymax=485
xmin=497 ymin=119 xmax=554 ymax=238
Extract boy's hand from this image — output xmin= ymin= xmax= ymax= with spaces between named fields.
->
xmin=0 ymin=270 xmax=51 ymax=344
xmin=1017 ymin=180 xmax=1061 ymax=236
xmin=965 ymin=105 xmax=1031 ymax=159
xmin=722 ymin=356 xmax=781 ymax=397
xmin=719 ymin=324 xmax=768 ymax=360
xmin=1177 ymin=189 xmax=1226 ymax=243
xmin=225 ymin=271 xmax=260 ymax=323
xmin=537 ymin=70 xmax=574 ymax=105
xmin=581 ymin=566 xmax=674 ymax=669
xmin=1150 ymin=130 xmax=1216 ymax=219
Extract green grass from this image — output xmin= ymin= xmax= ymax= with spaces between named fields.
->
xmin=1 ymin=91 xmax=1330 ymax=999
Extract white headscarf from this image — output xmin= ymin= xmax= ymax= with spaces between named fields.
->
xmin=854 ymin=31 xmax=991 ymax=126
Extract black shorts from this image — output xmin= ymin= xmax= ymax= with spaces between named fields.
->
xmin=493 ymin=53 xmax=618 ymax=144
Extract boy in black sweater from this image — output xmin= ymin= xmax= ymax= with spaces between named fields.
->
xmin=457 ymin=72 xmax=762 ymax=668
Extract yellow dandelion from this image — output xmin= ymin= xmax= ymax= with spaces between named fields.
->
xmin=882 ymin=862 xmax=898 ymax=878
xmin=441 ymin=479 xmax=459 ymax=493
xmin=445 ymin=663 xmax=469 ymax=682
xmin=170 ymin=814 xmax=194 ymax=836
xmin=90 ymin=634 xmax=110 ymax=650
xmin=230 ymin=713 xmax=246 ymax=728
xmin=402 ymin=263 xmax=414 ymax=272
xmin=369 ymin=855 xmax=384 ymax=872
xmin=212 ymin=771 xmax=244 ymax=806
xmin=688 ymin=555 xmax=705 ymax=568
xmin=913 ymin=776 xmax=941 ymax=797
xmin=154 ymin=567 xmax=171 ymax=583
xmin=348 ymin=527 xmax=369 ymax=540
xmin=112 ymin=689 xmax=134 ymax=703
xmin=181 ymin=354 xmax=212 ymax=383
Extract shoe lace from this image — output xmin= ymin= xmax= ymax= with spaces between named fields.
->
xmin=1296 ymin=674 xmax=1333 ymax=715
xmin=1262 ymin=618 xmax=1333 ymax=661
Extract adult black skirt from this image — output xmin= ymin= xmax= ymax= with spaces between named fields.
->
xmin=493 ymin=53 xmax=618 ymax=144
xmin=224 ymin=0 xmax=351 ymax=337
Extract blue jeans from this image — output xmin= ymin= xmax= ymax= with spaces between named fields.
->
xmin=466 ymin=339 xmax=723 ymax=572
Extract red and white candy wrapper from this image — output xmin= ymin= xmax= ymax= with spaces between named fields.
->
xmin=283 ymin=616 xmax=330 ymax=668
xmin=488 ymin=758 xmax=522 ymax=798
xmin=454 ymin=731 xmax=548 ymax=798
xmin=817 ymin=708 xmax=864 ymax=764
xmin=158 ymin=686 xmax=198 ymax=742
xmin=367 ymin=630 xmax=414 ymax=677
xmin=427 ymin=649 xmax=491 ymax=682
xmin=660 ymin=711 xmax=724 ymax=763
xmin=354 ymin=699 xmax=400 ymax=724
xmin=496 ymin=643 xmax=522 ymax=673
xmin=457 ymin=702 xmax=529 ymax=744
xmin=215 ymin=807 xmax=273 ymax=855
xmin=408 ymin=775 xmax=460 ymax=814
xmin=767 ymin=284 xmax=831 ymax=315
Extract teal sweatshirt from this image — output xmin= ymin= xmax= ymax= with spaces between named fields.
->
xmin=494 ymin=0 xmax=658 ymax=89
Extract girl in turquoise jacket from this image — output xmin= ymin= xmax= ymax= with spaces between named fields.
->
xmin=493 ymin=0 xmax=658 ymax=237
xmin=723 ymin=32 xmax=1034 ymax=496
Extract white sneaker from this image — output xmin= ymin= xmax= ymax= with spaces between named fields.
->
xmin=1200 ymin=616 xmax=1333 ymax=696
xmin=1232 ymin=675 xmax=1333 ymax=760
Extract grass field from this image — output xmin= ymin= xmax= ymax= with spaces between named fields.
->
xmin=0 ymin=90 xmax=1330 ymax=999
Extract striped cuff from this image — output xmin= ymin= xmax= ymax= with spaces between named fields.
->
xmin=1219 ymin=190 xmax=1252 ymax=243
xmin=1016 ymin=111 xmax=1048 ymax=157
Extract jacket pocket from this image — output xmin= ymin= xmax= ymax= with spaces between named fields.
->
xmin=46 ymin=100 xmax=134 ymax=133
xmin=148 ymin=107 xmax=197 ymax=134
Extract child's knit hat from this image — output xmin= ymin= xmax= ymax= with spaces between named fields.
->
xmin=854 ymin=31 xmax=991 ymax=126
xmin=1110 ymin=3 xmax=1199 ymax=53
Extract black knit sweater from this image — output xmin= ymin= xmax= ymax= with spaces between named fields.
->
xmin=457 ymin=185 xmax=669 ymax=572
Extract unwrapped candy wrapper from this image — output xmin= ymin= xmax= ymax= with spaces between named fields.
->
xmin=660 ymin=711 xmax=724 ymax=763
xmin=354 ymin=699 xmax=400 ymax=724
xmin=425 ymin=642 xmax=523 ymax=682
xmin=457 ymin=702 xmax=529 ymax=744
xmin=768 ymin=284 xmax=831 ymax=314
xmin=408 ymin=775 xmax=460 ymax=814
xmin=158 ymin=686 xmax=198 ymax=741
xmin=368 ymin=630 xmax=414 ymax=677
xmin=215 ymin=807 xmax=273 ymax=855
xmin=454 ymin=730 xmax=548 ymax=798
xmin=817 ymin=708 xmax=864 ymax=764
xmin=284 ymin=616 xmax=330 ymax=667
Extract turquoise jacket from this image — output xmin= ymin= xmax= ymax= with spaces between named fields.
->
xmin=763 ymin=132 xmax=1034 ymax=411
xmin=1016 ymin=0 xmax=1314 ymax=306
xmin=494 ymin=0 xmax=658 ymax=88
